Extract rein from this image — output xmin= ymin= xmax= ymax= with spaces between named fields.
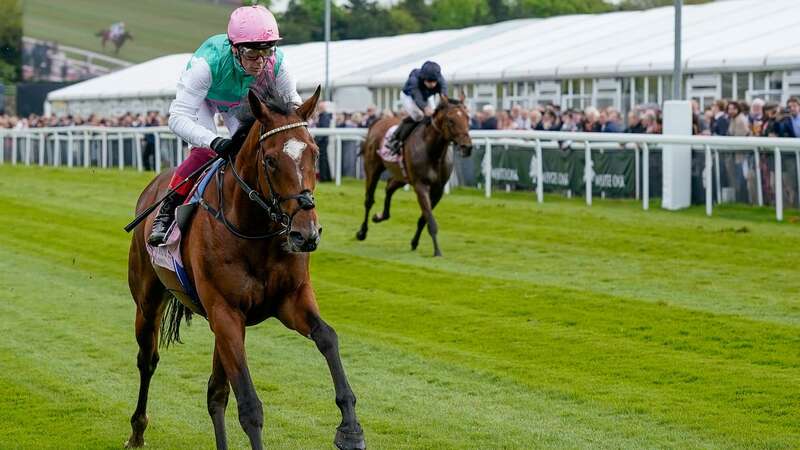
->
xmin=199 ymin=120 xmax=315 ymax=240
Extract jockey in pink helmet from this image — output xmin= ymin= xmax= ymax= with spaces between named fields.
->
xmin=149 ymin=5 xmax=301 ymax=245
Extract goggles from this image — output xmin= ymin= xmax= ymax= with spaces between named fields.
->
xmin=238 ymin=44 xmax=276 ymax=61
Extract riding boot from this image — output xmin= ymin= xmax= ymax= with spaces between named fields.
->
xmin=147 ymin=192 xmax=186 ymax=246
xmin=388 ymin=118 xmax=417 ymax=155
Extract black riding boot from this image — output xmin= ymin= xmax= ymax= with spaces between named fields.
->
xmin=147 ymin=192 xmax=186 ymax=246
xmin=387 ymin=118 xmax=417 ymax=155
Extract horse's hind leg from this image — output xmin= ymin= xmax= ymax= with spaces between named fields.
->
xmin=278 ymin=285 xmax=365 ymax=450
xmin=356 ymin=160 xmax=383 ymax=241
xmin=372 ymin=178 xmax=405 ymax=223
xmin=208 ymin=347 xmax=231 ymax=450
xmin=125 ymin=287 xmax=165 ymax=448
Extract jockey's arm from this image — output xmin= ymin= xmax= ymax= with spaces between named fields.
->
xmin=273 ymin=58 xmax=302 ymax=109
xmin=168 ymin=58 xmax=218 ymax=148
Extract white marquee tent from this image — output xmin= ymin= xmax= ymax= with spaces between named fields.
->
xmin=47 ymin=0 xmax=800 ymax=116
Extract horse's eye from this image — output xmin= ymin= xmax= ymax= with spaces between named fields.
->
xmin=264 ymin=155 xmax=278 ymax=170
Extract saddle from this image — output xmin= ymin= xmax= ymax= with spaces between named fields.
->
xmin=145 ymin=160 xmax=225 ymax=313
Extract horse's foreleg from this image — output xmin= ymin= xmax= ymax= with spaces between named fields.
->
xmin=209 ymin=306 xmax=263 ymax=450
xmin=208 ymin=347 xmax=231 ymax=450
xmin=278 ymin=285 xmax=365 ymax=450
xmin=356 ymin=161 xmax=382 ymax=241
xmin=412 ymin=183 xmax=442 ymax=256
xmin=373 ymin=178 xmax=405 ymax=223
xmin=125 ymin=300 xmax=162 ymax=448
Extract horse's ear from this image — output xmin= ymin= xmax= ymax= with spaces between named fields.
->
xmin=459 ymin=90 xmax=465 ymax=103
xmin=296 ymin=85 xmax=322 ymax=121
xmin=440 ymin=93 xmax=449 ymax=105
xmin=248 ymin=89 xmax=270 ymax=123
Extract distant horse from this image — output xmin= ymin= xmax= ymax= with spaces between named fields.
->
xmin=96 ymin=29 xmax=133 ymax=55
xmin=125 ymin=86 xmax=365 ymax=450
xmin=357 ymin=93 xmax=472 ymax=256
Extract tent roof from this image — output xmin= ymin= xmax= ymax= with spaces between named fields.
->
xmin=48 ymin=0 xmax=800 ymax=102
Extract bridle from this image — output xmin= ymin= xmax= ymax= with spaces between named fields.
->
xmin=199 ymin=121 xmax=315 ymax=240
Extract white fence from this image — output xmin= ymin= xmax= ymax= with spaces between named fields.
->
xmin=2 ymin=126 xmax=800 ymax=221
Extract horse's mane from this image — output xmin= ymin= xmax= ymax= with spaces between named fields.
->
xmin=231 ymin=83 xmax=293 ymax=153
xmin=252 ymin=82 xmax=291 ymax=116
xmin=434 ymin=98 xmax=463 ymax=115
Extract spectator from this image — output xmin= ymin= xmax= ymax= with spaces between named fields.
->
xmin=602 ymin=109 xmax=623 ymax=133
xmin=534 ymin=109 xmax=559 ymax=131
xmin=314 ymin=101 xmax=333 ymax=182
xmin=363 ymin=105 xmax=378 ymax=128
xmin=581 ymin=106 xmax=601 ymax=132
xmin=727 ymin=101 xmax=751 ymax=136
xmin=625 ymin=111 xmax=645 ymax=133
xmin=691 ymin=99 xmax=708 ymax=134
xmin=749 ymin=98 xmax=765 ymax=136
xmin=776 ymin=96 xmax=800 ymax=138
xmin=481 ymin=105 xmax=497 ymax=130
xmin=497 ymin=110 xmax=513 ymax=130
xmin=761 ymin=102 xmax=780 ymax=137
xmin=710 ymin=99 xmax=729 ymax=136
xmin=510 ymin=105 xmax=525 ymax=129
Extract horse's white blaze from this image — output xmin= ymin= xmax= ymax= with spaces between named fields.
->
xmin=283 ymin=138 xmax=306 ymax=162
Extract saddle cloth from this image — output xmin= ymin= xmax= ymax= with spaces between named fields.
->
xmin=145 ymin=159 xmax=225 ymax=301
xmin=378 ymin=124 xmax=408 ymax=179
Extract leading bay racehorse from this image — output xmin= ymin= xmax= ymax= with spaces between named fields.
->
xmin=356 ymin=94 xmax=472 ymax=256
xmin=125 ymin=85 xmax=365 ymax=450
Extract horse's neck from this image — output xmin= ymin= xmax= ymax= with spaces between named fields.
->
xmin=421 ymin=121 xmax=448 ymax=158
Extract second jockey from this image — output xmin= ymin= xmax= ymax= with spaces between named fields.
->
xmin=385 ymin=61 xmax=447 ymax=155
xmin=148 ymin=5 xmax=301 ymax=246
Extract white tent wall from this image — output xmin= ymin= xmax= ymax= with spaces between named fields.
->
xmin=46 ymin=0 xmax=800 ymax=116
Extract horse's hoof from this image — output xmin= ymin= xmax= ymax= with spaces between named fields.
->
xmin=371 ymin=213 xmax=388 ymax=223
xmin=433 ymin=251 xmax=443 ymax=257
xmin=124 ymin=436 xmax=144 ymax=448
xmin=356 ymin=230 xmax=367 ymax=241
xmin=335 ymin=428 xmax=366 ymax=450
xmin=410 ymin=240 xmax=418 ymax=251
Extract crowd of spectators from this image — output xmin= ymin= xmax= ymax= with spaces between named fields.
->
xmin=2 ymin=97 xmax=799 ymax=141
xmin=0 ymin=111 xmax=167 ymax=129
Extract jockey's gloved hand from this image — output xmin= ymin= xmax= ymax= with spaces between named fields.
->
xmin=210 ymin=137 xmax=235 ymax=158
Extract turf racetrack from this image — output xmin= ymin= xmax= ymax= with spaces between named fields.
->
xmin=1 ymin=165 xmax=799 ymax=449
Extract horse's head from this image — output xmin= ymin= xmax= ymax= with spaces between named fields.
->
xmin=245 ymin=85 xmax=322 ymax=252
xmin=433 ymin=91 xmax=473 ymax=157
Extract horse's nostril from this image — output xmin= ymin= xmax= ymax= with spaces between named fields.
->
xmin=289 ymin=231 xmax=304 ymax=246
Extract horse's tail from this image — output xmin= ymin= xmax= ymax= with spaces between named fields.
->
xmin=159 ymin=294 xmax=192 ymax=348
xmin=95 ymin=29 xmax=105 ymax=37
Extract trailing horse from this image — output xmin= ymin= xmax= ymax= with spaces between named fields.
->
xmin=125 ymin=86 xmax=365 ymax=450
xmin=96 ymin=29 xmax=133 ymax=55
xmin=357 ymin=93 xmax=472 ymax=256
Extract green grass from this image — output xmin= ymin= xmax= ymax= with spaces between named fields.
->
xmin=0 ymin=164 xmax=799 ymax=449
xmin=24 ymin=0 xmax=233 ymax=63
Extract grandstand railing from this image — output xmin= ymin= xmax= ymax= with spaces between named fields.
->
xmin=2 ymin=126 xmax=799 ymax=222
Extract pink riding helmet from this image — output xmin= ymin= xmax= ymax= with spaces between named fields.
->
xmin=227 ymin=5 xmax=280 ymax=45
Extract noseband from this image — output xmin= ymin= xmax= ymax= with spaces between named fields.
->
xmin=200 ymin=121 xmax=314 ymax=240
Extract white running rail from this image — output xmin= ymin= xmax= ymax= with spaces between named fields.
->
xmin=2 ymin=126 xmax=799 ymax=221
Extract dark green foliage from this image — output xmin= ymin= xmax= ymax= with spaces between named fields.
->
xmin=0 ymin=0 xmax=22 ymax=83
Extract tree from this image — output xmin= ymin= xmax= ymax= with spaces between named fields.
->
xmin=616 ymin=0 xmax=712 ymax=10
xmin=510 ymin=0 xmax=611 ymax=18
xmin=0 ymin=0 xmax=22 ymax=83
xmin=429 ymin=0 xmax=490 ymax=29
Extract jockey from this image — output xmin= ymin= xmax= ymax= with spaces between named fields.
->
xmin=109 ymin=21 xmax=126 ymax=40
xmin=385 ymin=61 xmax=447 ymax=155
xmin=148 ymin=5 xmax=301 ymax=246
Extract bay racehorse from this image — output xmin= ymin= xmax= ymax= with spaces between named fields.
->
xmin=96 ymin=29 xmax=133 ymax=54
xmin=126 ymin=86 xmax=365 ymax=450
xmin=356 ymin=94 xmax=472 ymax=256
